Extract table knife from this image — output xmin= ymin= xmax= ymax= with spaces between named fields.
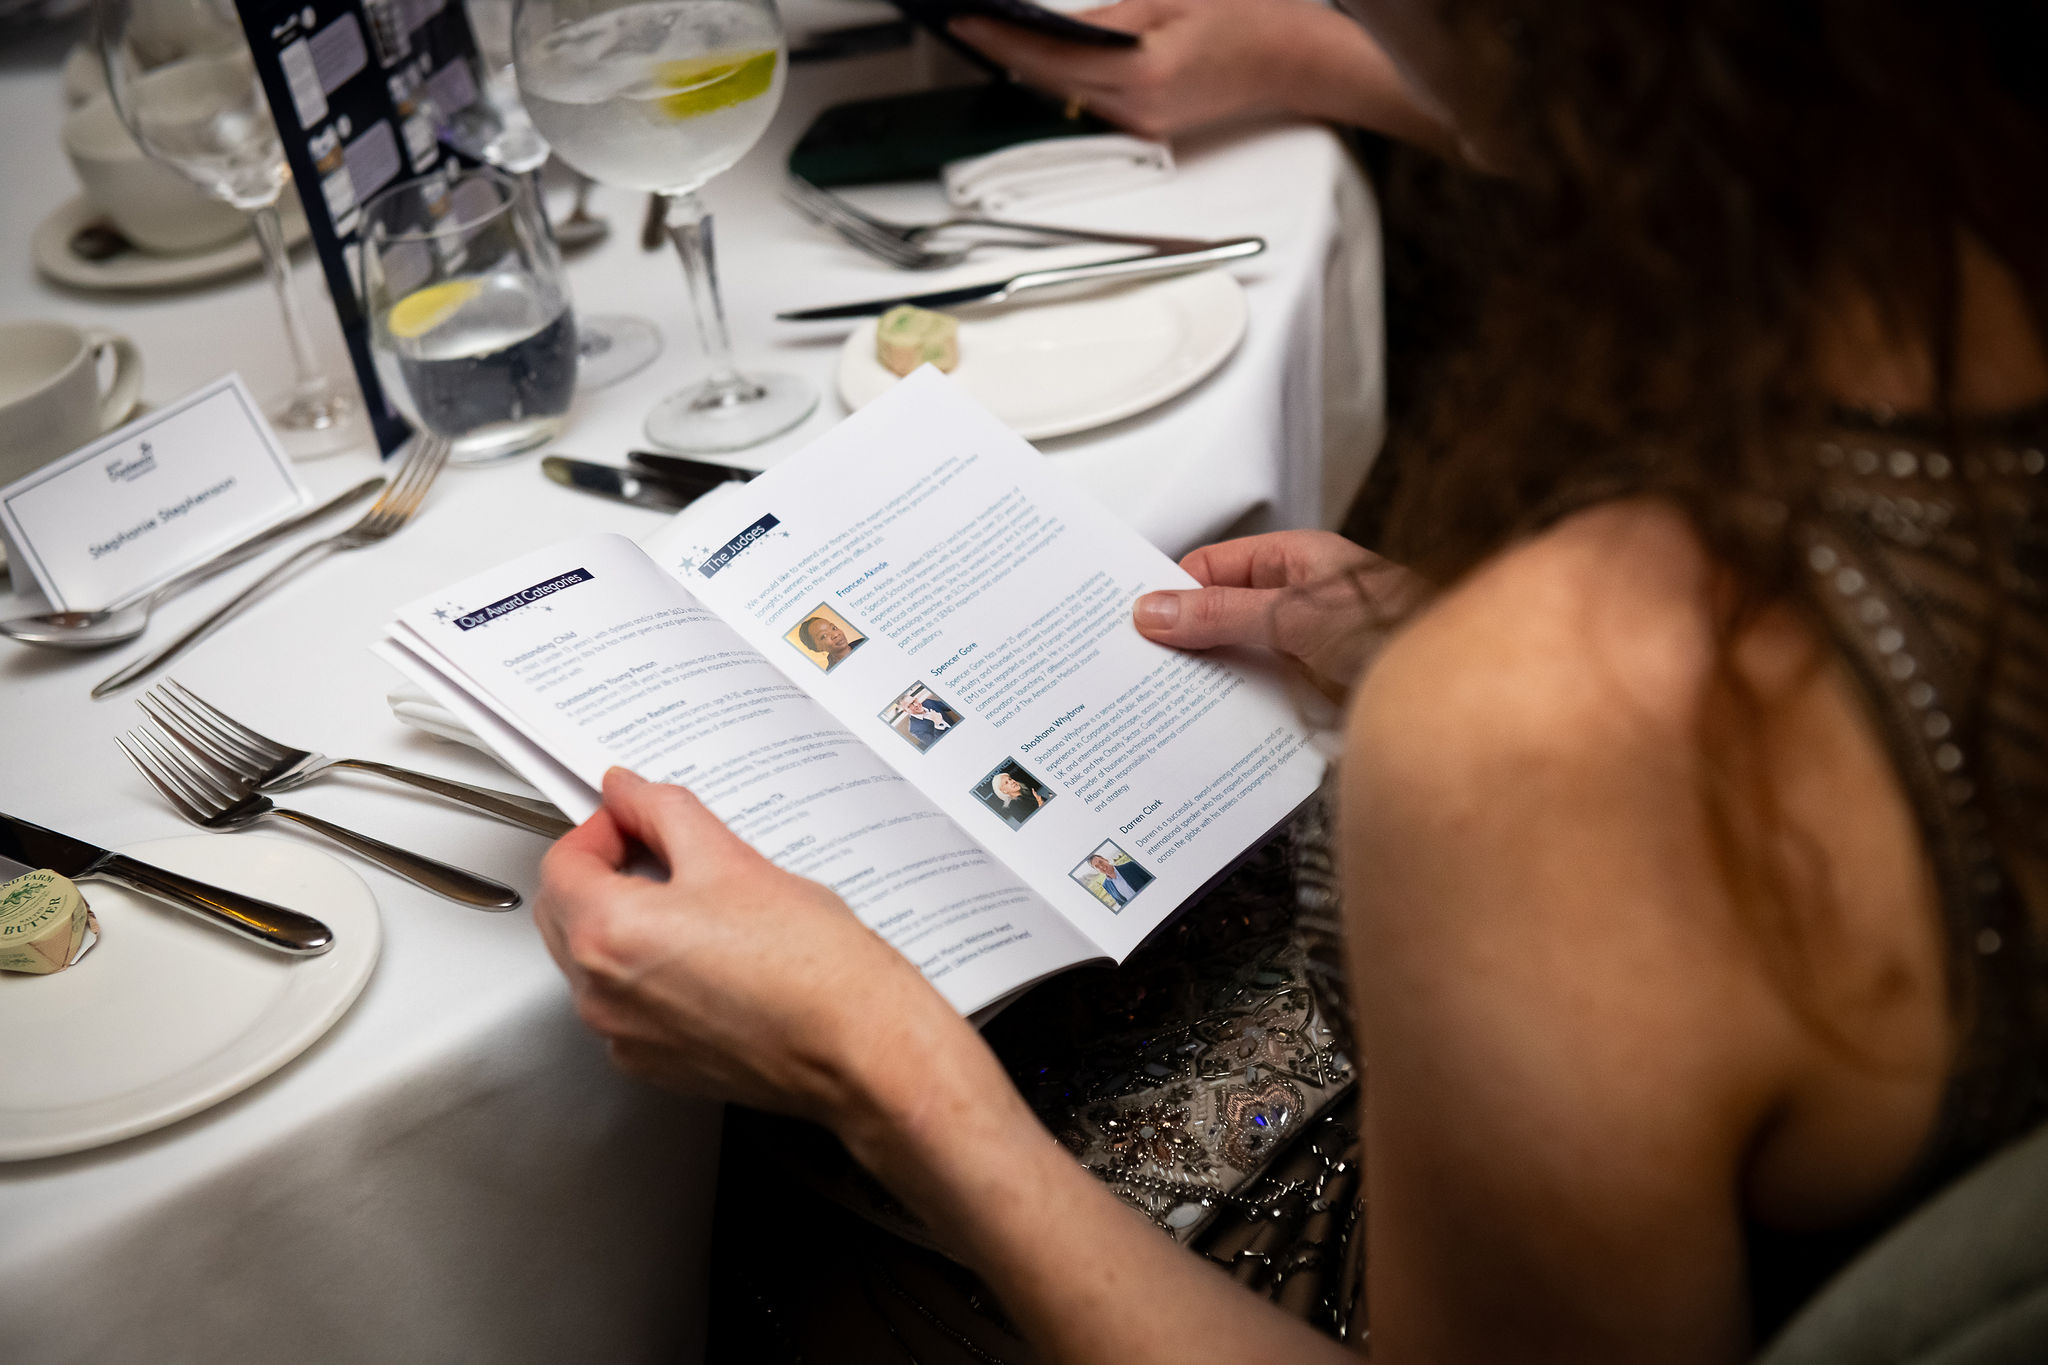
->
xmin=0 ymin=812 xmax=334 ymax=954
xmin=775 ymin=236 xmax=1266 ymax=321
xmin=542 ymin=456 xmax=709 ymax=511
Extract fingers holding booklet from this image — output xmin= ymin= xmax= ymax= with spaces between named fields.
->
xmin=376 ymin=370 xmax=1325 ymax=1015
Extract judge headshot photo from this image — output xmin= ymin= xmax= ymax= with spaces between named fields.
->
xmin=880 ymin=682 xmax=964 ymax=754
xmin=971 ymin=759 xmax=1053 ymax=831
xmin=1070 ymin=842 xmax=1154 ymax=912
xmin=783 ymin=604 xmax=866 ymax=673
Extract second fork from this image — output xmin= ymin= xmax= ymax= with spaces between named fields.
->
xmin=142 ymin=680 xmax=572 ymax=838
xmin=120 ymin=723 xmax=522 ymax=909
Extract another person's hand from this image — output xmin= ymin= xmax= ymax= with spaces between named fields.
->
xmin=949 ymin=0 xmax=1443 ymax=144
xmin=1133 ymin=529 xmax=1426 ymax=700
xmin=533 ymin=768 xmax=965 ymax=1125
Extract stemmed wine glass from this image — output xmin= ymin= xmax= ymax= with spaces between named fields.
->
xmin=513 ymin=0 xmax=816 ymax=452
xmin=97 ymin=0 xmax=356 ymax=453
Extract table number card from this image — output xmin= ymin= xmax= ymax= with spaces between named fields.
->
xmin=234 ymin=0 xmax=489 ymax=455
xmin=0 ymin=375 xmax=309 ymax=611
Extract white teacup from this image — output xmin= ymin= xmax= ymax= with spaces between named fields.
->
xmin=62 ymin=93 xmax=246 ymax=256
xmin=0 ymin=322 xmax=145 ymax=487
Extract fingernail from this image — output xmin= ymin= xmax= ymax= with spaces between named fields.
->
xmin=1134 ymin=593 xmax=1180 ymax=630
xmin=605 ymin=766 xmax=647 ymax=787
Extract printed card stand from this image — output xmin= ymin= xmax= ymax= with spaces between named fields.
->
xmin=234 ymin=0 xmax=489 ymax=455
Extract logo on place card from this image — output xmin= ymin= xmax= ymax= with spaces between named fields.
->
xmin=104 ymin=441 xmax=157 ymax=485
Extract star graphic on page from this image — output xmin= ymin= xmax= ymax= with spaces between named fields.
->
xmin=432 ymin=608 xmax=451 ymax=622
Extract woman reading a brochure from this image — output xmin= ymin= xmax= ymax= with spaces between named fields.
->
xmin=533 ymin=2 xmax=2048 ymax=1360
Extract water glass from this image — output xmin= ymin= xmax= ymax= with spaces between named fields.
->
xmin=359 ymin=167 xmax=577 ymax=464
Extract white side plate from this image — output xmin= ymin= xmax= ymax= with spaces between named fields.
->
xmin=0 ymin=835 xmax=379 ymax=1161
xmin=33 ymin=195 xmax=311 ymax=294
xmin=836 ymin=269 xmax=1249 ymax=441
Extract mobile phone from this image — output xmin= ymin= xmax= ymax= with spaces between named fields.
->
xmin=889 ymin=0 xmax=1138 ymax=49
xmin=789 ymin=83 xmax=1114 ymax=187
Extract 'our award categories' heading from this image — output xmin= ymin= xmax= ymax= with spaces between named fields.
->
xmin=454 ymin=568 xmax=595 ymax=630
xmin=699 ymin=514 xmax=780 ymax=579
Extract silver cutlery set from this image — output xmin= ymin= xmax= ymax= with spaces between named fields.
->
xmin=0 ymin=476 xmax=384 ymax=650
xmin=783 ymin=173 xmax=1222 ymax=271
xmin=116 ymin=683 xmax=530 ymax=911
xmin=0 ymin=673 xmax=564 ymax=957
xmin=780 ymin=174 xmax=1267 ymax=319
xmin=0 ymin=432 xmax=451 ymax=696
xmin=93 ymin=433 xmax=453 ymax=697
xmin=2 ymin=432 xmax=567 ymax=944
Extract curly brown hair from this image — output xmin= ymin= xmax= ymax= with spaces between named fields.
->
xmin=1382 ymin=0 xmax=2048 ymax=586
xmin=1370 ymin=2 xmax=2048 ymax=1101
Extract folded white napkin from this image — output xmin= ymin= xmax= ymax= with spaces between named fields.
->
xmin=387 ymin=683 xmax=498 ymax=756
xmin=943 ymin=134 xmax=1175 ymax=215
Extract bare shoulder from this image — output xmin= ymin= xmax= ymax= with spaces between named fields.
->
xmin=1340 ymin=497 xmax=1767 ymax=1032
xmin=1342 ymin=496 xmax=1951 ymax=1248
xmin=1339 ymin=502 xmax=1783 ymax=1361
xmin=1351 ymin=498 xmax=1724 ymax=798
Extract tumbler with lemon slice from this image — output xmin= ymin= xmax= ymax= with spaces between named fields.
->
xmin=515 ymin=0 xmax=817 ymax=452
xmin=360 ymin=167 xmax=578 ymax=463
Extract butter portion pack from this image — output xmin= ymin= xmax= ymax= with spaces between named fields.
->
xmin=0 ymin=869 xmax=99 ymax=974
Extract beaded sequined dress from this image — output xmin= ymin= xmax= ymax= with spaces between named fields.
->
xmin=1803 ymin=418 xmax=2048 ymax=1160
xmin=1746 ymin=415 xmax=2048 ymax=1334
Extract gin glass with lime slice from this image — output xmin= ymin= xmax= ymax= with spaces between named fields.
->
xmin=360 ymin=167 xmax=578 ymax=463
xmin=513 ymin=0 xmax=816 ymax=452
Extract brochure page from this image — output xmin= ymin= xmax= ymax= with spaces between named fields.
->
xmin=648 ymin=369 xmax=1326 ymax=961
xmin=386 ymin=532 xmax=1098 ymax=1013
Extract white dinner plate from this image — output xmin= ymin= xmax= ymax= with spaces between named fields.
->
xmin=835 ymin=269 xmax=1249 ymax=441
xmin=0 ymin=834 xmax=379 ymax=1161
xmin=33 ymin=194 xmax=311 ymax=294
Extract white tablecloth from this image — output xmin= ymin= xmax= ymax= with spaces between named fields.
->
xmin=0 ymin=13 xmax=1381 ymax=1362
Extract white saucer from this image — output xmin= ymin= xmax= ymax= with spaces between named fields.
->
xmin=0 ymin=834 xmax=380 ymax=1161
xmin=836 ymin=269 xmax=1248 ymax=441
xmin=33 ymin=194 xmax=312 ymax=294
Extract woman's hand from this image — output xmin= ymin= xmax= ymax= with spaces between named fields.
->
xmin=1134 ymin=529 xmax=1426 ymax=700
xmin=534 ymin=781 xmax=1357 ymax=1365
xmin=533 ymin=768 xmax=967 ymax=1128
xmin=948 ymin=0 xmax=1444 ymax=144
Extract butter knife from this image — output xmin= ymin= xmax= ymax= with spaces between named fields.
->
xmin=775 ymin=236 xmax=1266 ymax=321
xmin=0 ymin=811 xmax=333 ymax=954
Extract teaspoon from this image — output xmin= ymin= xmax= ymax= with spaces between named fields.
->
xmin=0 ymin=476 xmax=383 ymax=649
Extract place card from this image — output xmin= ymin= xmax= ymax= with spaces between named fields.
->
xmin=0 ymin=375 xmax=309 ymax=611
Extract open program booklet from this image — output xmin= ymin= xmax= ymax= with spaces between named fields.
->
xmin=377 ymin=370 xmax=1326 ymax=1014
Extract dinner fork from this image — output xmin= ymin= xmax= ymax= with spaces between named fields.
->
xmin=784 ymin=176 xmax=1210 ymax=271
xmin=94 ymin=435 xmax=451 ymax=699
xmin=140 ymin=679 xmax=572 ymax=837
xmin=118 ymin=723 xmax=522 ymax=909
